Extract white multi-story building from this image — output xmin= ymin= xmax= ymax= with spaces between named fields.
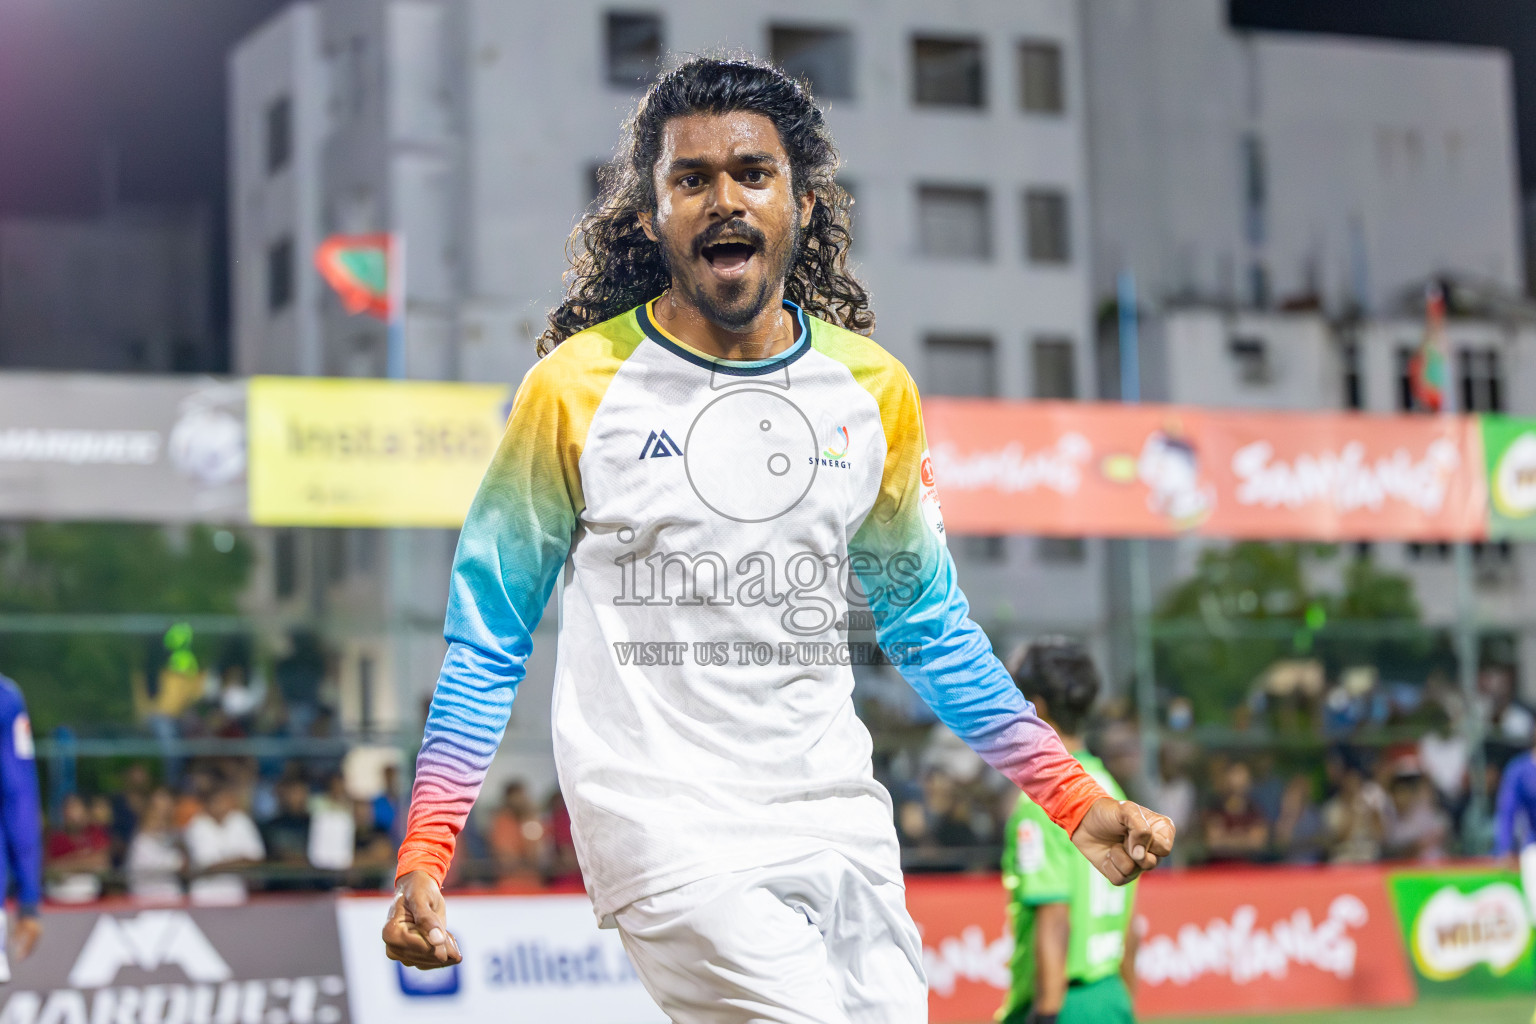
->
xmin=0 ymin=206 xmax=214 ymax=372
xmin=229 ymin=0 xmax=1104 ymax=791
xmin=1083 ymin=0 xmax=1522 ymax=316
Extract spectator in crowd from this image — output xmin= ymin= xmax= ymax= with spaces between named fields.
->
xmin=1481 ymin=663 xmax=1534 ymax=753
xmin=174 ymin=765 xmax=217 ymax=829
xmin=109 ymin=763 xmax=153 ymax=863
xmin=124 ymin=788 xmax=185 ymax=903
xmin=1418 ymin=701 xmax=1469 ymax=817
xmin=1323 ymin=766 xmax=1385 ymax=863
xmin=543 ymin=790 xmax=582 ymax=887
xmin=1383 ymin=757 xmax=1450 ymax=862
xmin=352 ymin=797 xmax=395 ymax=883
xmin=1201 ymin=762 xmax=1269 ymax=863
xmin=919 ymin=769 xmax=981 ymax=849
xmin=1248 ymin=754 xmax=1285 ymax=826
xmin=1152 ymin=745 xmax=1198 ymax=848
xmin=1272 ymin=775 xmax=1326 ymax=863
xmin=307 ymin=773 xmax=354 ymax=873
xmin=372 ymin=765 xmax=402 ymax=847
xmin=45 ymin=793 xmax=111 ymax=903
xmin=488 ymin=780 xmax=544 ymax=886
xmin=261 ymin=776 xmax=313 ymax=888
xmin=185 ymin=783 xmax=265 ymax=905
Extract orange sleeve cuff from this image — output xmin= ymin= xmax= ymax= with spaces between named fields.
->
xmin=395 ymin=844 xmax=450 ymax=887
xmin=1053 ymin=772 xmax=1111 ymax=837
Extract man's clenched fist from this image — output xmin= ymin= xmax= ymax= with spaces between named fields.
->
xmin=382 ymin=870 xmax=463 ymax=970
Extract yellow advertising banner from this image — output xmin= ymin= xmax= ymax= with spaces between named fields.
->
xmin=247 ymin=376 xmax=510 ymax=527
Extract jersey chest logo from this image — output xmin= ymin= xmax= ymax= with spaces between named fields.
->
xmin=638 ymin=430 xmax=684 ymax=460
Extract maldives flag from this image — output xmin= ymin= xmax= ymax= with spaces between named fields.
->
xmin=1409 ymin=284 xmax=1449 ymax=412
xmin=315 ymin=233 xmax=395 ymax=320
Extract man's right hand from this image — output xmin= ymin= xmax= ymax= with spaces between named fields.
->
xmin=12 ymin=915 xmax=40 ymax=960
xmin=382 ymin=870 xmax=462 ymax=970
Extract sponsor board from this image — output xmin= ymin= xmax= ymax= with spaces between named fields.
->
xmin=0 ymin=373 xmax=247 ymax=522
xmin=922 ymin=400 xmax=1486 ymax=541
xmin=904 ymin=874 xmax=1015 ymax=1023
xmin=1482 ymin=415 xmax=1536 ymax=537
xmin=0 ymin=901 xmax=348 ymax=1024
xmin=906 ymin=866 xmax=1419 ymax=1022
xmin=247 ymin=376 xmax=510 ymax=527
xmin=1387 ymin=868 xmax=1534 ymax=998
xmin=1132 ymin=867 xmax=1414 ymax=1018
xmin=335 ymin=894 xmax=663 ymax=1024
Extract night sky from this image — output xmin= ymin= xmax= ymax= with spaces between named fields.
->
xmin=0 ymin=0 xmax=1532 ymax=346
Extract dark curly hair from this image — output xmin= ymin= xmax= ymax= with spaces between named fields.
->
xmin=538 ymin=56 xmax=872 ymax=355
xmin=1005 ymin=637 xmax=1101 ymax=736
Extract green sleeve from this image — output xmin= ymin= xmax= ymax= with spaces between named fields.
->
xmin=1010 ymin=798 xmax=1072 ymax=905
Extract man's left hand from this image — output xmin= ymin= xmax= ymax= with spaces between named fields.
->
xmin=1071 ymin=797 xmax=1175 ymax=885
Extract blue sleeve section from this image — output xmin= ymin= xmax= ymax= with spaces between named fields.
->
xmin=0 ymin=679 xmax=41 ymax=913
xmin=1494 ymin=756 xmax=1533 ymax=857
xmin=852 ymin=544 xmax=1036 ymax=755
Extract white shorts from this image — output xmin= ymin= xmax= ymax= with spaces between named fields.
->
xmin=613 ymin=850 xmax=928 ymax=1024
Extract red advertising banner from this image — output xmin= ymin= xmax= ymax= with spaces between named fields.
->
xmin=905 ymin=866 xmax=1416 ymax=1022
xmin=923 ymin=400 xmax=1486 ymax=541
xmin=1132 ymin=866 xmax=1416 ymax=1018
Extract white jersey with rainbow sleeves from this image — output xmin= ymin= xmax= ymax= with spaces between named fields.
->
xmin=397 ymin=299 xmax=1107 ymax=921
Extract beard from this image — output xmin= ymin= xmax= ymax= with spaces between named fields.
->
xmin=658 ymin=216 xmax=802 ymax=331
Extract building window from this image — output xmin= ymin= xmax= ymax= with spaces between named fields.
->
xmin=606 ymin=11 xmax=663 ymax=87
xmin=1037 ymin=537 xmax=1085 ymax=563
xmin=1242 ymin=132 xmax=1266 ymax=246
xmin=1024 ymin=189 xmax=1070 ymax=264
xmin=912 ymin=36 xmax=984 ymax=108
xmin=265 ymin=95 xmax=292 ymax=175
xmin=918 ymin=186 xmax=991 ymax=260
xmin=771 ymin=25 xmax=853 ymax=101
xmin=1032 ymin=337 xmax=1077 ymax=399
xmin=327 ymin=529 xmax=348 ymax=584
xmin=960 ymin=536 xmax=1006 ymax=563
xmin=274 ymin=530 xmax=298 ymax=599
xmin=266 ymin=237 xmax=293 ymax=312
xmin=1248 ymin=262 xmax=1270 ymax=309
xmin=925 ymin=335 xmax=996 ymax=397
xmin=1342 ymin=340 xmax=1363 ymax=409
xmin=1228 ymin=335 xmax=1271 ymax=385
xmin=1459 ymin=347 xmax=1504 ymax=412
xmin=1018 ymin=41 xmax=1063 ymax=113
xmin=1406 ymin=542 xmax=1452 ymax=561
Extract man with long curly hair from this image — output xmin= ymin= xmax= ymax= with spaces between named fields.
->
xmin=383 ymin=56 xmax=1174 ymax=1022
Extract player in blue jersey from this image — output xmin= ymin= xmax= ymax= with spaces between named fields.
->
xmin=0 ymin=675 xmax=41 ymax=982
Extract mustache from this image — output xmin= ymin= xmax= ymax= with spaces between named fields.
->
xmin=692 ymin=220 xmax=768 ymax=257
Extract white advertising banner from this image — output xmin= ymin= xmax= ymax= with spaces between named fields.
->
xmin=336 ymin=894 xmax=665 ymax=1024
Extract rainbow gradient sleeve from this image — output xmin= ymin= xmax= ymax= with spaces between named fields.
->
xmin=396 ymin=331 xmax=633 ymax=885
xmin=825 ymin=338 xmax=1109 ymax=836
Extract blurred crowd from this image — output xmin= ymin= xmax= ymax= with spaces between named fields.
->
xmin=41 ymin=758 xmax=587 ymax=903
xmin=44 ymin=758 xmax=401 ymax=903
xmin=873 ymin=657 xmax=1531 ymax=870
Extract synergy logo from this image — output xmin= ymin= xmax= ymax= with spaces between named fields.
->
xmin=1411 ymin=883 xmax=1530 ymax=980
xmin=822 ymin=425 xmax=850 ymax=460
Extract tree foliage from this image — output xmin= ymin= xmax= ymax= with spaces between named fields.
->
xmin=0 ymin=524 xmax=253 ymax=735
xmin=1153 ymin=542 xmax=1426 ymax=723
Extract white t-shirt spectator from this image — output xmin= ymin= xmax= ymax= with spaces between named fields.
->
xmin=308 ymin=798 xmax=355 ymax=871
xmin=185 ymin=810 xmax=264 ymax=905
xmin=125 ymin=830 xmax=185 ymax=903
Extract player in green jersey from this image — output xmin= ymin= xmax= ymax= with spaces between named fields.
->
xmin=998 ymin=639 xmax=1143 ymax=1024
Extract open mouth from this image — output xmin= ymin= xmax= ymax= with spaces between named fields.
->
xmin=700 ymin=240 xmax=758 ymax=276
